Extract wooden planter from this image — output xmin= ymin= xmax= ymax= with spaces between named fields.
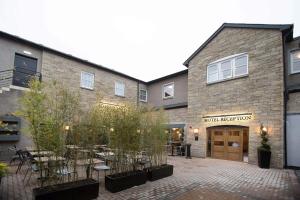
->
xmin=105 ymin=170 xmax=147 ymax=193
xmin=257 ymin=149 xmax=271 ymax=169
xmin=33 ymin=179 xmax=99 ymax=200
xmin=146 ymin=164 xmax=173 ymax=181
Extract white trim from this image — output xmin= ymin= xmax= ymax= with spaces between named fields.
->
xmin=10 ymin=85 xmax=30 ymax=91
xmin=115 ymin=81 xmax=125 ymax=97
xmin=80 ymin=71 xmax=94 ymax=90
xmin=139 ymin=89 xmax=147 ymax=102
xmin=207 ymin=53 xmax=248 ymax=84
xmin=162 ymin=82 xmax=174 ymax=99
xmin=290 ymin=50 xmax=300 ymax=74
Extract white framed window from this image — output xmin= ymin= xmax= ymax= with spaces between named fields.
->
xmin=207 ymin=53 xmax=248 ymax=84
xmin=290 ymin=50 xmax=300 ymax=74
xmin=162 ymin=82 xmax=174 ymax=99
xmin=115 ymin=81 xmax=125 ymax=97
xmin=139 ymin=89 xmax=147 ymax=102
xmin=80 ymin=71 xmax=94 ymax=90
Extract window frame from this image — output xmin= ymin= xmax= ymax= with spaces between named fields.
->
xmin=80 ymin=71 xmax=94 ymax=90
xmin=207 ymin=53 xmax=248 ymax=84
xmin=290 ymin=49 xmax=300 ymax=74
xmin=139 ymin=89 xmax=147 ymax=102
xmin=162 ymin=82 xmax=175 ymax=99
xmin=115 ymin=81 xmax=125 ymax=97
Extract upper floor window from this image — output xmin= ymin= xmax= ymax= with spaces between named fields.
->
xmin=139 ymin=89 xmax=147 ymax=102
xmin=115 ymin=81 xmax=125 ymax=97
xmin=207 ymin=53 xmax=248 ymax=84
xmin=163 ymin=83 xmax=174 ymax=99
xmin=290 ymin=50 xmax=300 ymax=74
xmin=80 ymin=71 xmax=94 ymax=90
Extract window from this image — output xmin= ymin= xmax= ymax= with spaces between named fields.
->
xmin=207 ymin=53 xmax=248 ymax=84
xmin=163 ymin=83 xmax=174 ymax=99
xmin=115 ymin=81 xmax=125 ymax=96
xmin=80 ymin=72 xmax=94 ymax=90
xmin=139 ymin=89 xmax=147 ymax=102
xmin=291 ymin=50 xmax=300 ymax=74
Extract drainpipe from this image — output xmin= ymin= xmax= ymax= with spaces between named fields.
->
xmin=282 ymin=31 xmax=288 ymax=168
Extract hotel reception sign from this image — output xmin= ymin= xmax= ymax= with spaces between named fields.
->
xmin=203 ymin=113 xmax=252 ymax=123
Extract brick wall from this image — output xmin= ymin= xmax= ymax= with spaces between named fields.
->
xmin=187 ymin=28 xmax=284 ymax=168
xmin=41 ymin=51 xmax=139 ymax=110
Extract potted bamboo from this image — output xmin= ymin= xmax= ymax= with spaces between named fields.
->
xmin=257 ymin=124 xmax=271 ymax=169
xmin=18 ymin=80 xmax=99 ymax=200
xmin=142 ymin=109 xmax=173 ymax=181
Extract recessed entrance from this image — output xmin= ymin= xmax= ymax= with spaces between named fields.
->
xmin=207 ymin=126 xmax=249 ymax=162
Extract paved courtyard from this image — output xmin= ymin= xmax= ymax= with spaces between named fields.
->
xmin=1 ymin=156 xmax=299 ymax=200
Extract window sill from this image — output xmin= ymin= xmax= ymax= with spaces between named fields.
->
xmin=139 ymin=99 xmax=147 ymax=102
xmin=80 ymin=86 xmax=94 ymax=91
xmin=115 ymin=94 xmax=125 ymax=98
xmin=289 ymin=71 xmax=300 ymax=75
xmin=207 ymin=74 xmax=248 ymax=85
xmin=163 ymin=96 xmax=174 ymax=100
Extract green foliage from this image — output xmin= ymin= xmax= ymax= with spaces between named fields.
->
xmin=258 ymin=124 xmax=271 ymax=152
xmin=0 ymin=162 xmax=8 ymax=177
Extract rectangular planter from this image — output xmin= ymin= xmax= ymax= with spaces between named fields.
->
xmin=146 ymin=164 xmax=173 ymax=181
xmin=105 ymin=170 xmax=147 ymax=193
xmin=33 ymin=178 xmax=99 ymax=200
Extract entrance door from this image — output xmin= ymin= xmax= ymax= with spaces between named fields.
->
xmin=211 ymin=127 xmax=243 ymax=161
xmin=287 ymin=114 xmax=300 ymax=167
xmin=13 ymin=54 xmax=38 ymax=87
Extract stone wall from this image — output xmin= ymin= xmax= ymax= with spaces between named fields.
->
xmin=287 ymin=92 xmax=300 ymax=113
xmin=41 ymin=51 xmax=139 ymax=110
xmin=187 ymin=28 xmax=284 ymax=168
xmin=165 ymin=107 xmax=187 ymax=124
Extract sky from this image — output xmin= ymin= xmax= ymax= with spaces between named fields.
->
xmin=0 ymin=0 xmax=299 ymax=81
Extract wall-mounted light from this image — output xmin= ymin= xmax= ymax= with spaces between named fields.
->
xmin=262 ymin=126 xmax=267 ymax=133
xmin=193 ymin=128 xmax=199 ymax=141
xmin=23 ymin=50 xmax=32 ymax=55
xmin=193 ymin=128 xmax=199 ymax=134
xmin=64 ymin=125 xmax=70 ymax=131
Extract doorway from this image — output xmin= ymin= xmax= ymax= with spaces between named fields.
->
xmin=207 ymin=126 xmax=249 ymax=162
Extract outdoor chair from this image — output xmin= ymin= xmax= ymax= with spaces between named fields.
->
xmin=23 ymin=154 xmax=40 ymax=184
xmin=8 ymin=145 xmax=20 ymax=165
xmin=15 ymin=150 xmax=29 ymax=174
xmin=56 ymin=159 xmax=78 ymax=182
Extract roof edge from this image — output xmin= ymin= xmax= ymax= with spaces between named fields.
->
xmin=183 ymin=23 xmax=294 ymax=67
xmin=146 ymin=69 xmax=188 ymax=84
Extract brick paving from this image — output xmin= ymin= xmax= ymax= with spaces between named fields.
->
xmin=1 ymin=157 xmax=299 ymax=200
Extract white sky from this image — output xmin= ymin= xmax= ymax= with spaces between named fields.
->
xmin=0 ymin=0 xmax=299 ymax=81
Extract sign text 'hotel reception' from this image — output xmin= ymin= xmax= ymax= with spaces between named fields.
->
xmin=203 ymin=113 xmax=252 ymax=123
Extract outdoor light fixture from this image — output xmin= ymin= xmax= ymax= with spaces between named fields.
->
xmin=64 ymin=125 xmax=70 ymax=131
xmin=110 ymin=127 xmax=114 ymax=132
xmin=297 ymin=52 xmax=300 ymax=59
xmin=193 ymin=128 xmax=199 ymax=141
xmin=23 ymin=50 xmax=32 ymax=55
xmin=262 ymin=126 xmax=267 ymax=133
xmin=137 ymin=129 xmax=141 ymax=133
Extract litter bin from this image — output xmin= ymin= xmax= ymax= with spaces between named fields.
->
xmin=186 ymin=143 xmax=191 ymax=159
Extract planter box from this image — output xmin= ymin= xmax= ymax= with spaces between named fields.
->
xmin=105 ymin=170 xmax=147 ymax=193
xmin=146 ymin=164 xmax=173 ymax=181
xmin=257 ymin=149 xmax=271 ymax=169
xmin=33 ymin=178 xmax=99 ymax=200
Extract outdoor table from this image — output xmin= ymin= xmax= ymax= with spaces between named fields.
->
xmin=66 ymin=145 xmax=80 ymax=149
xmin=96 ymin=152 xmax=115 ymax=157
xmin=29 ymin=151 xmax=54 ymax=157
xmin=76 ymin=158 xmax=104 ymax=166
xmin=34 ymin=156 xmax=66 ymax=163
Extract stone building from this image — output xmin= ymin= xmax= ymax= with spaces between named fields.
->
xmin=0 ymin=23 xmax=299 ymax=168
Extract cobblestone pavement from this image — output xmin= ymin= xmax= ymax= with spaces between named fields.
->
xmin=1 ymin=157 xmax=299 ymax=200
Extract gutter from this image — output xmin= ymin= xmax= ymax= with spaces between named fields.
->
xmin=282 ymin=31 xmax=288 ymax=168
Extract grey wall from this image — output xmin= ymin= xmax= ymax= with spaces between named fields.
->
xmin=147 ymin=73 xmax=188 ymax=107
xmin=0 ymin=37 xmax=42 ymax=86
xmin=285 ymin=37 xmax=300 ymax=88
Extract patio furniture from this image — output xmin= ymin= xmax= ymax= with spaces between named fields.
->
xmin=29 ymin=151 xmax=54 ymax=157
xmin=34 ymin=156 xmax=66 ymax=163
xmin=23 ymin=154 xmax=40 ymax=184
xmin=56 ymin=162 xmax=78 ymax=182
xmin=93 ymin=164 xmax=110 ymax=181
xmin=16 ymin=150 xmax=29 ymax=174
xmin=8 ymin=145 xmax=20 ymax=165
